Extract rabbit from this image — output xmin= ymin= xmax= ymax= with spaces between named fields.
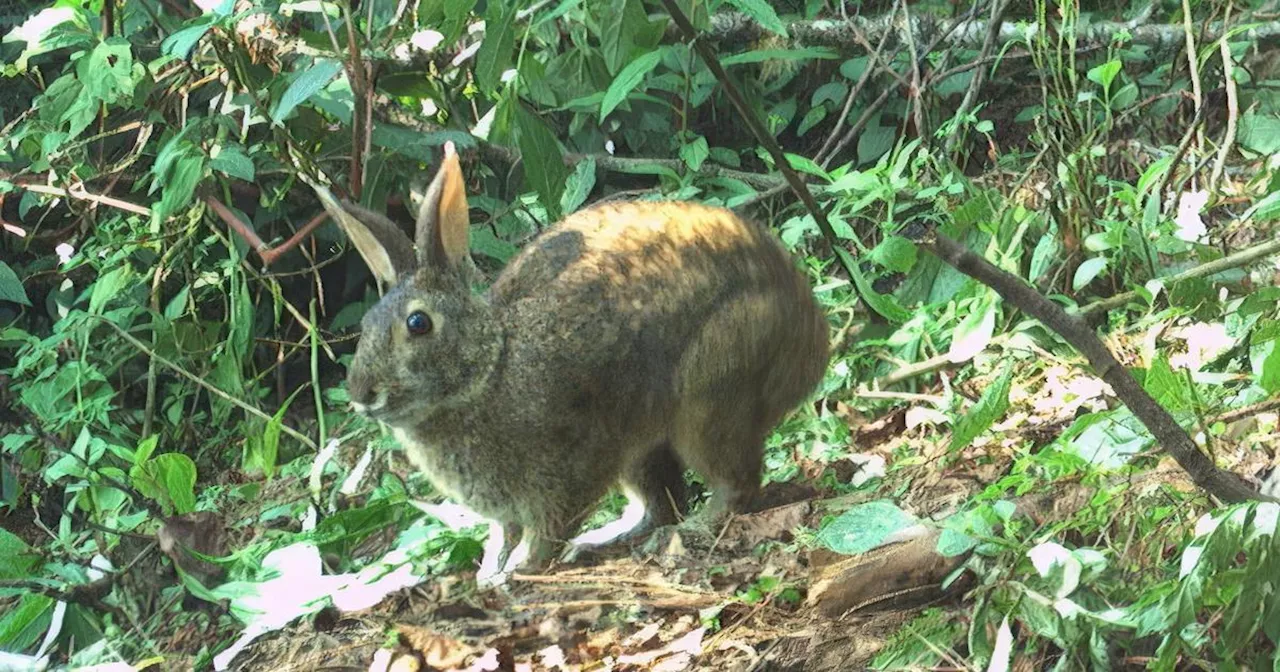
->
xmin=315 ymin=141 xmax=829 ymax=584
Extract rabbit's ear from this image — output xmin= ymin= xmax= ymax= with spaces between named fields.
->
xmin=414 ymin=142 xmax=471 ymax=271
xmin=314 ymin=185 xmax=417 ymax=290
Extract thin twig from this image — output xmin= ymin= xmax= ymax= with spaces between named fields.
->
xmin=943 ymin=0 xmax=1011 ymax=158
xmin=1208 ymin=0 xmax=1239 ymax=195
xmin=898 ymin=2 xmax=926 ymax=141
xmin=17 ymin=183 xmax=151 ymax=217
xmin=1181 ymin=0 xmax=1206 ymax=156
xmin=815 ymin=0 xmax=900 ymax=166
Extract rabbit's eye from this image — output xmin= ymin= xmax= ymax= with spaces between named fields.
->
xmin=405 ymin=311 xmax=433 ymax=335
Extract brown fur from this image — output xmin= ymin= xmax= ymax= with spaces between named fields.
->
xmin=329 ymin=143 xmax=829 ymax=574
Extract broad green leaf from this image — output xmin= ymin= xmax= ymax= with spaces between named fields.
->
xmin=7 ymin=5 xmax=91 ymax=71
xmin=131 ymin=453 xmax=198 ymax=515
xmin=600 ymin=0 xmax=645 ymax=73
xmin=1028 ymin=229 xmax=1059 ymax=282
xmin=725 ymin=0 xmax=788 ymax=37
xmin=1086 ymin=59 xmax=1122 ymax=90
xmin=210 ymin=145 xmax=255 ymax=181
xmin=134 ymin=435 xmax=159 ymax=465
xmin=471 ymin=228 xmax=519 ymax=262
xmin=1112 ymin=82 xmax=1139 ymax=109
xmin=1250 ymin=326 xmax=1280 ymax=393
xmin=76 ymin=38 xmax=134 ymax=105
xmin=161 ymin=20 xmax=214 ymax=59
xmin=817 ymin=500 xmax=918 ymax=555
xmin=561 ymin=156 xmax=597 ymax=213
xmin=783 ymin=152 xmax=827 ymax=179
xmin=600 ymin=49 xmax=663 ymax=119
xmin=271 ymin=59 xmax=344 ymax=125
xmin=164 ymin=285 xmax=191 ymax=320
xmin=811 ymin=81 xmax=847 ymax=108
xmin=838 ymin=56 xmax=868 ymax=81
xmin=950 ymin=362 xmax=1013 ymax=452
xmin=1072 ymin=256 xmax=1108 ymax=291
xmin=475 ymin=0 xmax=517 ymax=93
xmin=869 ymin=236 xmax=917 ymax=274
xmin=439 ymin=0 xmax=477 ymax=43
xmin=89 ymin=266 xmax=132 ymax=314
xmin=839 ymin=248 xmax=910 ymax=323
xmin=0 ymin=529 xmax=36 ymax=579
xmin=158 ymin=153 xmax=205 ymax=225
xmin=0 ymin=262 xmax=30 ymax=306
xmin=795 ymin=105 xmax=826 ymax=137
xmin=679 ymin=135 xmax=709 ymax=171
xmin=516 ymin=105 xmax=569 ymax=221
xmin=0 ymin=593 xmax=54 ymax=651
xmin=1239 ymin=111 xmax=1280 ymax=154
xmin=1143 ymin=354 xmax=1190 ymax=412
xmin=857 ymin=122 xmax=895 ymax=165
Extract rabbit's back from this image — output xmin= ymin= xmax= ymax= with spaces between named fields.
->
xmin=490 ymin=200 xmax=828 ymax=442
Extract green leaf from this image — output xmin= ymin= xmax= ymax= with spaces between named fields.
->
xmin=561 ymin=156 xmax=597 ymax=214
xmin=600 ymin=0 xmax=645 ymax=74
xmin=1143 ymin=354 xmax=1190 ymax=412
xmin=795 ymin=105 xmax=826 ymax=137
xmin=600 ymin=48 xmax=663 ymax=120
xmin=471 ymin=227 xmax=519 ymax=263
xmin=1250 ymin=327 xmax=1280 ymax=393
xmin=784 ymin=153 xmax=827 ymax=179
xmin=259 ymin=392 xmax=296 ymax=480
xmin=161 ymin=19 xmax=214 ymax=60
xmin=1028 ymin=229 xmax=1059 ymax=282
xmin=679 ymin=135 xmax=710 ymax=171
xmin=130 ymin=453 xmax=198 ymax=515
xmin=724 ymin=0 xmax=788 ymax=37
xmin=869 ymin=235 xmax=917 ymax=274
xmin=857 ymin=122 xmax=894 ymax=164
xmin=164 ymin=285 xmax=191 ymax=320
xmin=817 ymin=500 xmax=918 ymax=555
xmin=811 ymin=81 xmax=847 ymax=108
xmin=0 ymin=593 xmax=54 ymax=651
xmin=271 ymin=58 xmax=344 ymax=125
xmin=516 ymin=105 xmax=569 ymax=221
xmin=134 ymin=435 xmax=159 ymax=465
xmin=89 ymin=266 xmax=132 ymax=314
xmin=210 ymin=145 xmax=255 ymax=181
xmin=0 ymin=262 xmax=31 ymax=306
xmin=1073 ymin=256 xmax=1108 ymax=291
xmin=950 ymin=362 xmax=1013 ymax=452
xmin=839 ymin=247 xmax=910 ymax=323
xmin=158 ymin=153 xmax=206 ymax=225
xmin=721 ymin=47 xmax=837 ymax=66
xmin=475 ymin=0 xmax=517 ymax=93
xmin=1239 ymin=111 xmax=1280 ymax=154
xmin=0 ymin=529 xmax=36 ymax=579
xmin=439 ymin=0 xmax=477 ymax=44
xmin=76 ymin=38 xmax=135 ymax=105
xmin=1086 ymin=59 xmax=1122 ymax=91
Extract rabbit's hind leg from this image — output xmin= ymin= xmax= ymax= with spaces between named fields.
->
xmin=563 ymin=443 xmax=689 ymax=562
xmin=629 ymin=396 xmax=770 ymax=558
